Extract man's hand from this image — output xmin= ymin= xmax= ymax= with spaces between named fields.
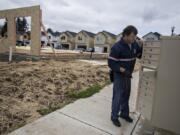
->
xmin=136 ymin=39 xmax=144 ymax=48
xmin=123 ymin=70 xmax=132 ymax=78
xmin=120 ymin=67 xmax=126 ymax=73
xmin=120 ymin=67 xmax=132 ymax=78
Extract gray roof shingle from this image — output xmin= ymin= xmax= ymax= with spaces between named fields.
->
xmin=102 ymin=31 xmax=116 ymax=38
xmin=81 ymin=30 xmax=95 ymax=37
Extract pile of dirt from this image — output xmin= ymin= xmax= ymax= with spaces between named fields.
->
xmin=0 ymin=60 xmax=109 ymax=134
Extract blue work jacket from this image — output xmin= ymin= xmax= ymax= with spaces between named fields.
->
xmin=108 ymin=38 xmax=142 ymax=75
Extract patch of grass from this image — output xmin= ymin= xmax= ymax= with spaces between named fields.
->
xmin=68 ymin=84 xmax=102 ymax=98
xmin=37 ymin=100 xmax=73 ymax=116
xmin=37 ymin=80 xmax=112 ymax=116
xmin=37 ymin=106 xmax=59 ymax=116
xmin=104 ymin=79 xmax=111 ymax=86
xmin=68 ymin=80 xmax=111 ymax=99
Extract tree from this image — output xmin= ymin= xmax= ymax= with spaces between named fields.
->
xmin=16 ymin=17 xmax=28 ymax=34
xmin=47 ymin=28 xmax=53 ymax=34
xmin=16 ymin=17 xmax=21 ymax=33
xmin=22 ymin=17 xmax=28 ymax=32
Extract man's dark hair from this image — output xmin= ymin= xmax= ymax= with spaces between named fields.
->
xmin=122 ymin=25 xmax=138 ymax=37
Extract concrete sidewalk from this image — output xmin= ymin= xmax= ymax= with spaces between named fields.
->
xmin=8 ymin=72 xmax=140 ymax=135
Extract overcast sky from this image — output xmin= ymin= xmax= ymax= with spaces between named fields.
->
xmin=0 ymin=0 xmax=180 ymax=37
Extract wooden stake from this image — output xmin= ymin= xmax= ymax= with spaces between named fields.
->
xmin=9 ymin=46 xmax=12 ymax=62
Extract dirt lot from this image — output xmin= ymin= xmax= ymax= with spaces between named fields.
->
xmin=0 ymin=60 xmax=110 ymax=134
xmin=0 ymin=59 xmax=140 ymax=134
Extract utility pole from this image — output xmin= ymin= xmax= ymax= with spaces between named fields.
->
xmin=171 ymin=26 xmax=175 ymax=36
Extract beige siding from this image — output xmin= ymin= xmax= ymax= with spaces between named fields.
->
xmin=116 ymin=33 xmax=122 ymax=42
xmin=94 ymin=33 xmax=106 ymax=45
xmin=60 ymin=33 xmax=68 ymax=43
xmin=75 ymin=31 xmax=94 ymax=49
xmin=94 ymin=32 xmax=116 ymax=53
xmin=59 ymin=33 xmax=76 ymax=50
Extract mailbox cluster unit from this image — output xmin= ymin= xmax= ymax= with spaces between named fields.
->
xmin=136 ymin=36 xmax=180 ymax=134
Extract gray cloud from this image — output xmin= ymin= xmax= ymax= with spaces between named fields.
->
xmin=142 ymin=4 xmax=173 ymax=23
xmin=0 ymin=0 xmax=180 ymax=36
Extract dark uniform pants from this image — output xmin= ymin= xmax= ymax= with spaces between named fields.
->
xmin=111 ymin=72 xmax=131 ymax=120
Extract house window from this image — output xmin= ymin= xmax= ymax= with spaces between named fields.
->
xmin=48 ymin=36 xmax=51 ymax=39
xmin=147 ymin=37 xmax=155 ymax=40
xmin=61 ymin=36 xmax=66 ymax=40
xmin=78 ymin=36 xmax=82 ymax=40
xmin=97 ymin=36 xmax=102 ymax=41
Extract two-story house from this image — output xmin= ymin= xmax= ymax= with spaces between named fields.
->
xmin=41 ymin=31 xmax=47 ymax=46
xmin=94 ymin=31 xmax=116 ymax=53
xmin=142 ymin=32 xmax=161 ymax=41
xmin=59 ymin=31 xmax=77 ymax=49
xmin=75 ymin=30 xmax=95 ymax=50
xmin=52 ymin=31 xmax=61 ymax=44
xmin=41 ymin=30 xmax=61 ymax=47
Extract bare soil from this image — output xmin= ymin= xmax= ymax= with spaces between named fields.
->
xmin=0 ymin=60 xmax=109 ymax=134
xmin=0 ymin=59 xmax=140 ymax=134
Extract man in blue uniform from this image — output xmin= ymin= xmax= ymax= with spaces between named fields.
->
xmin=108 ymin=25 xmax=143 ymax=127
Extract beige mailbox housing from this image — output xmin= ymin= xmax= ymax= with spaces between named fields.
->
xmin=136 ymin=36 xmax=180 ymax=134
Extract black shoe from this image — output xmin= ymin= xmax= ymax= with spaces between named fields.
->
xmin=120 ymin=114 xmax=133 ymax=123
xmin=111 ymin=118 xmax=121 ymax=127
